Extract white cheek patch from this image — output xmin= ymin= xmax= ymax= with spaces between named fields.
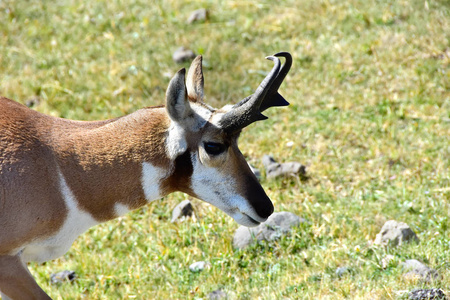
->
xmin=189 ymin=153 xmax=265 ymax=226
xmin=141 ymin=162 xmax=166 ymax=202
xmin=21 ymin=170 xmax=99 ymax=263
xmin=190 ymin=153 xmax=239 ymax=213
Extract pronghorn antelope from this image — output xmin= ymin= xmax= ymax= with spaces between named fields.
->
xmin=0 ymin=52 xmax=291 ymax=299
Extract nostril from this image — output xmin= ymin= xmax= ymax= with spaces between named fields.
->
xmin=243 ymin=173 xmax=274 ymax=219
xmin=250 ymin=192 xmax=274 ymax=220
xmin=267 ymin=200 xmax=274 ymax=216
xmin=256 ymin=197 xmax=274 ymax=219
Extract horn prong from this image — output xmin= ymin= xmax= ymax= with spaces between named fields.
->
xmin=219 ymin=53 xmax=291 ymax=133
xmin=259 ymin=52 xmax=292 ymax=112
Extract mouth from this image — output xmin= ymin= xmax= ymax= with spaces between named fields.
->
xmin=243 ymin=214 xmax=262 ymax=227
xmin=232 ymin=211 xmax=267 ymax=227
xmin=201 ymin=195 xmax=269 ymax=227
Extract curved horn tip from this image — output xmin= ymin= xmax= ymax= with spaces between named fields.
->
xmin=273 ymin=51 xmax=292 ymax=58
xmin=265 ymin=55 xmax=277 ymax=61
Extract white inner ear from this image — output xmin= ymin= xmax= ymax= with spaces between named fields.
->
xmin=186 ymin=56 xmax=204 ymax=102
xmin=186 ymin=78 xmax=203 ymax=102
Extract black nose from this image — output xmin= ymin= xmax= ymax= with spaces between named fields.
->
xmin=243 ymin=174 xmax=274 ymax=219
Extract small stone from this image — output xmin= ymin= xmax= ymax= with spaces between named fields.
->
xmin=262 ymin=155 xmax=306 ymax=178
xmin=173 ymin=47 xmax=196 ymax=64
xmin=171 ymin=200 xmax=194 ymax=223
xmin=128 ymin=65 xmax=138 ymax=75
xmin=50 ymin=270 xmax=76 ymax=284
xmin=374 ymin=220 xmax=419 ymax=247
xmin=381 ymin=254 xmax=395 ymax=269
xmin=408 ymin=288 xmax=447 ymax=300
xmin=208 ymin=289 xmax=228 ymax=300
xmin=286 ymin=141 xmax=294 ymax=147
xmin=162 ymin=70 xmax=173 ymax=79
xmin=233 ymin=211 xmax=305 ymax=249
xmin=402 ymin=259 xmax=439 ymax=282
xmin=187 ymin=8 xmax=208 ymax=24
xmin=25 ymin=97 xmax=40 ymax=108
xmin=335 ymin=266 xmax=351 ymax=277
xmin=189 ymin=261 xmax=209 ymax=273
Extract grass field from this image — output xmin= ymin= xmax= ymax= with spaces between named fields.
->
xmin=1 ymin=0 xmax=449 ymax=299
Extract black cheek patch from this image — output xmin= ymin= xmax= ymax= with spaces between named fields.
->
xmin=161 ymin=151 xmax=195 ymax=196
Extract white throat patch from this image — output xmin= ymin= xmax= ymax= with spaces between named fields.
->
xmin=141 ymin=162 xmax=167 ymax=202
xmin=165 ymin=121 xmax=188 ymax=160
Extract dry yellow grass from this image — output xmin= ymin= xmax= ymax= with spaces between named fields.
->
xmin=1 ymin=0 xmax=449 ymax=298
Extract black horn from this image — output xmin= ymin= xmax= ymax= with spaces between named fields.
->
xmin=219 ymin=53 xmax=291 ymax=133
xmin=259 ymin=52 xmax=292 ymax=112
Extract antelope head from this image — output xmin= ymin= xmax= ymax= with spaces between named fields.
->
xmin=163 ymin=52 xmax=292 ymax=226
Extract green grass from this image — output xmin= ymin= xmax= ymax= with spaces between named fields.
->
xmin=1 ymin=0 xmax=449 ymax=299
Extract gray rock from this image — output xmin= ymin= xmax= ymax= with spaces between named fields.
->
xmin=208 ymin=289 xmax=228 ymax=300
xmin=233 ymin=211 xmax=304 ymax=249
xmin=189 ymin=261 xmax=209 ymax=273
xmin=50 ymin=270 xmax=76 ymax=284
xmin=409 ymin=288 xmax=447 ymax=300
xmin=172 ymin=47 xmax=196 ymax=64
xmin=262 ymin=155 xmax=306 ymax=178
xmin=171 ymin=200 xmax=194 ymax=223
xmin=25 ymin=97 xmax=40 ymax=108
xmin=402 ymin=259 xmax=439 ymax=282
xmin=335 ymin=266 xmax=351 ymax=277
xmin=187 ymin=8 xmax=208 ymax=24
xmin=374 ymin=220 xmax=419 ymax=246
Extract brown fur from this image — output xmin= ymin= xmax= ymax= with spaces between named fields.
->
xmin=0 ymin=97 xmax=170 ymax=253
xmin=0 ymin=255 xmax=51 ymax=299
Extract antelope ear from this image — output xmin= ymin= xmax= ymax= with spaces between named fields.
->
xmin=166 ymin=68 xmax=193 ymax=122
xmin=186 ymin=55 xmax=204 ymax=102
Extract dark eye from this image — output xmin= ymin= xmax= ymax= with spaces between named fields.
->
xmin=203 ymin=142 xmax=226 ymax=155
